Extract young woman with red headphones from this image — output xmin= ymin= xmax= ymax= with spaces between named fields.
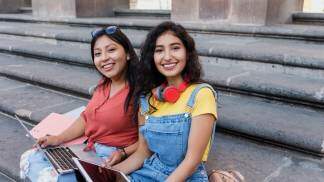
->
xmin=111 ymin=21 xmax=244 ymax=182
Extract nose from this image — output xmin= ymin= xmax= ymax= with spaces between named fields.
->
xmin=163 ymin=49 xmax=171 ymax=61
xmin=101 ymin=51 xmax=109 ymax=62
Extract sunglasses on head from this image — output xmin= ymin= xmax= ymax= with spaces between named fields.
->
xmin=91 ymin=26 xmax=118 ymax=38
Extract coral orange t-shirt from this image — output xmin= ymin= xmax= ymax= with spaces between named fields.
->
xmin=81 ymin=82 xmax=138 ymax=149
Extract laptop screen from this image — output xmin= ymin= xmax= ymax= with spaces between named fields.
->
xmin=74 ymin=158 xmax=129 ymax=182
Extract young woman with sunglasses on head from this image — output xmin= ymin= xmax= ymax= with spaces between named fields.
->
xmin=111 ymin=21 xmax=219 ymax=181
xmin=19 ymin=26 xmax=139 ymax=182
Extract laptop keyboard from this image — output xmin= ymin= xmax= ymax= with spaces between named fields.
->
xmin=45 ymin=147 xmax=78 ymax=174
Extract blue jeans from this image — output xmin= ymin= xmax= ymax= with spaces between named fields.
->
xmin=20 ymin=143 xmax=117 ymax=182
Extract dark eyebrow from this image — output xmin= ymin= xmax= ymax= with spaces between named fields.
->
xmin=170 ymin=43 xmax=181 ymax=46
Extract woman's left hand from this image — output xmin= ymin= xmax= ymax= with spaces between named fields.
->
xmin=102 ymin=150 xmax=125 ymax=167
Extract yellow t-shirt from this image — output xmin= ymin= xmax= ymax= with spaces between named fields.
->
xmin=148 ymin=84 xmax=217 ymax=161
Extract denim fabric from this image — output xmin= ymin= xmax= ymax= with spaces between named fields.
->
xmin=130 ymin=84 xmax=215 ymax=182
xmin=20 ymin=143 xmax=117 ymax=182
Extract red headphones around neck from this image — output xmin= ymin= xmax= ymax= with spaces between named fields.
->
xmin=153 ymin=81 xmax=189 ymax=103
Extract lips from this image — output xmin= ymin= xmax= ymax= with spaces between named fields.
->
xmin=162 ymin=62 xmax=177 ymax=70
xmin=102 ymin=63 xmax=115 ymax=71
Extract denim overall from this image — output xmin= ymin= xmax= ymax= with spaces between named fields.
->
xmin=129 ymin=84 xmax=217 ymax=182
xmin=20 ymin=143 xmax=117 ymax=182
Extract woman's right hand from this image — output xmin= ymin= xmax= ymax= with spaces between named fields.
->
xmin=37 ymin=135 xmax=62 ymax=148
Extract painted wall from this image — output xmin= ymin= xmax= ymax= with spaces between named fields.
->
xmin=130 ymin=0 xmax=171 ymax=10
xmin=304 ymin=0 xmax=324 ymax=12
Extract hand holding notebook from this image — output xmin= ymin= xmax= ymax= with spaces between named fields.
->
xmin=30 ymin=113 xmax=87 ymax=146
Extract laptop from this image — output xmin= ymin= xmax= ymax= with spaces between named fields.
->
xmin=15 ymin=115 xmax=103 ymax=175
xmin=72 ymin=158 xmax=130 ymax=182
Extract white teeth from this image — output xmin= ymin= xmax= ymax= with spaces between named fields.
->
xmin=163 ymin=63 xmax=176 ymax=68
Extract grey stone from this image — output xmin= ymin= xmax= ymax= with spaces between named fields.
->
xmin=1 ymin=52 xmax=323 ymax=154
xmin=202 ymin=63 xmax=324 ymax=105
xmin=206 ymin=132 xmax=324 ymax=182
xmin=2 ymin=13 xmax=324 ymax=41
xmin=114 ymin=8 xmax=170 ymax=18
xmin=0 ymin=0 xmax=21 ymax=13
xmin=32 ymin=0 xmax=129 ymax=18
xmin=0 ymin=173 xmax=14 ymax=182
xmin=0 ymin=77 xmax=87 ymax=123
xmin=1 ymin=21 xmax=324 ymax=71
xmin=293 ymin=12 xmax=324 ymax=25
xmin=0 ymin=53 xmax=100 ymax=96
xmin=0 ymin=113 xmax=34 ymax=181
xmin=218 ymin=91 xmax=324 ymax=155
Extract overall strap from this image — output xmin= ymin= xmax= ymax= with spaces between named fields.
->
xmin=140 ymin=95 xmax=150 ymax=116
xmin=186 ymin=83 xmax=217 ymax=110
xmin=186 ymin=83 xmax=218 ymax=157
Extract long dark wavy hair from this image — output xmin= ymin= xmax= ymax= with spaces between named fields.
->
xmin=90 ymin=26 xmax=139 ymax=114
xmin=133 ymin=21 xmax=203 ymax=116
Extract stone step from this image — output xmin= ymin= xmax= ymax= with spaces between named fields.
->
xmin=2 ymin=110 xmax=323 ymax=182
xmin=2 ymin=13 xmax=324 ymax=41
xmin=0 ymin=76 xmax=87 ymax=123
xmin=207 ymin=132 xmax=324 ymax=182
xmin=0 ymin=54 xmax=323 ymax=155
xmin=0 ymin=53 xmax=100 ymax=98
xmin=293 ymin=12 xmax=324 ymax=26
xmin=113 ymin=8 xmax=170 ymax=18
xmin=0 ymin=34 xmax=323 ymax=106
xmin=18 ymin=7 xmax=32 ymax=14
xmin=0 ymin=171 xmax=15 ymax=182
xmin=0 ymin=21 xmax=324 ymax=71
xmin=218 ymin=92 xmax=324 ymax=156
xmin=0 ymin=112 xmax=34 ymax=181
xmin=0 ymin=96 xmax=323 ymax=182
xmin=202 ymin=63 xmax=324 ymax=106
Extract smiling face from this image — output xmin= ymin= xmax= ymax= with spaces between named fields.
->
xmin=154 ymin=31 xmax=187 ymax=83
xmin=93 ymin=35 xmax=128 ymax=81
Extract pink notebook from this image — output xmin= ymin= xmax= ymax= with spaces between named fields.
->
xmin=30 ymin=113 xmax=87 ymax=146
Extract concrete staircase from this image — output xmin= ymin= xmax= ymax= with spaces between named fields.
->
xmin=0 ymin=13 xmax=323 ymax=181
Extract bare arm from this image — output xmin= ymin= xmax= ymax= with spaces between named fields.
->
xmin=112 ymin=113 xmax=152 ymax=174
xmin=38 ymin=116 xmax=86 ymax=147
xmin=104 ymin=141 xmax=139 ymax=166
xmin=166 ymin=114 xmax=215 ymax=181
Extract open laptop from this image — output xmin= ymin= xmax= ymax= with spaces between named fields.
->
xmin=15 ymin=115 xmax=103 ymax=175
xmin=72 ymin=158 xmax=130 ymax=182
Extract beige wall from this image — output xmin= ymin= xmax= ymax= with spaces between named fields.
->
xmin=130 ymin=0 xmax=171 ymax=9
xmin=304 ymin=0 xmax=324 ymax=12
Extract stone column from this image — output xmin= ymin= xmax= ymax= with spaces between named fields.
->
xmin=0 ymin=0 xmax=21 ymax=13
xmin=266 ymin=0 xmax=304 ymax=24
xmin=32 ymin=0 xmax=129 ymax=18
xmin=21 ymin=0 xmax=31 ymax=7
xmin=227 ymin=0 xmax=304 ymax=25
xmin=228 ymin=0 xmax=268 ymax=25
xmin=172 ymin=0 xmax=304 ymax=25
xmin=172 ymin=0 xmax=229 ymax=21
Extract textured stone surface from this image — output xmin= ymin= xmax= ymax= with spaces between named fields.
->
xmin=0 ymin=53 xmax=100 ymax=96
xmin=206 ymin=132 xmax=324 ymax=182
xmin=1 ymin=52 xmax=323 ymax=155
xmin=3 ymin=13 xmax=324 ymax=41
xmin=32 ymin=0 xmax=129 ymax=18
xmin=0 ymin=0 xmax=20 ymax=13
xmin=1 ymin=21 xmax=324 ymax=71
xmin=0 ymin=77 xmax=87 ymax=123
xmin=0 ymin=113 xmax=34 ymax=181
xmin=218 ymin=91 xmax=324 ymax=155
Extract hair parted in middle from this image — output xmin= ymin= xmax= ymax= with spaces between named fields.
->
xmin=133 ymin=21 xmax=203 ymax=114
